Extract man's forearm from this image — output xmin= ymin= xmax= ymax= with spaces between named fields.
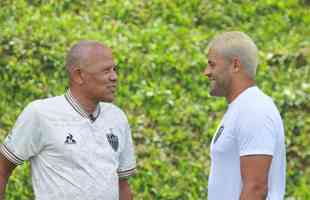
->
xmin=119 ymin=189 xmax=133 ymax=200
xmin=0 ymin=153 xmax=18 ymax=200
xmin=0 ymin=177 xmax=8 ymax=200
xmin=119 ymin=179 xmax=133 ymax=200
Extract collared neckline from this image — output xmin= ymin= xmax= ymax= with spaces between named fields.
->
xmin=64 ymin=89 xmax=100 ymax=122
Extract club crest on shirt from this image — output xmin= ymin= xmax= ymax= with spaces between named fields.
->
xmin=213 ymin=126 xmax=224 ymax=144
xmin=106 ymin=128 xmax=119 ymax=152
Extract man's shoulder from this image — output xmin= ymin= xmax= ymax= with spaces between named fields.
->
xmin=15 ymin=95 xmax=66 ymax=124
xmin=237 ymin=87 xmax=276 ymax=112
xmin=31 ymin=95 xmax=65 ymax=109
xmin=25 ymin=95 xmax=67 ymax=117
xmin=234 ymin=88 xmax=282 ymax=126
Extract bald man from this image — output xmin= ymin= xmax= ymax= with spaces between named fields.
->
xmin=0 ymin=41 xmax=136 ymax=200
xmin=204 ymin=32 xmax=286 ymax=200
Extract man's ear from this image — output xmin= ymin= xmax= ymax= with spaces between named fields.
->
xmin=232 ymin=57 xmax=241 ymax=73
xmin=72 ymin=68 xmax=84 ymax=85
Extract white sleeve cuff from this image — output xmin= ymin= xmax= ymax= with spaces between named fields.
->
xmin=240 ymin=149 xmax=274 ymax=157
xmin=118 ymin=167 xmax=136 ymax=179
xmin=0 ymin=144 xmax=24 ymax=165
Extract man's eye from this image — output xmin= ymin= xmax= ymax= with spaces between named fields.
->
xmin=208 ymin=62 xmax=215 ymax=68
xmin=101 ymin=69 xmax=109 ymax=74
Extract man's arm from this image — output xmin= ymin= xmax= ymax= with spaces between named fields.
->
xmin=240 ymin=155 xmax=272 ymax=200
xmin=0 ymin=153 xmax=17 ymax=200
xmin=119 ymin=179 xmax=133 ymax=200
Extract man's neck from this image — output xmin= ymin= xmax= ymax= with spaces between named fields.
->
xmin=69 ymin=88 xmax=98 ymax=114
xmin=226 ymin=80 xmax=256 ymax=103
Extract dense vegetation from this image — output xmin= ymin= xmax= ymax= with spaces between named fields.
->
xmin=0 ymin=0 xmax=309 ymax=199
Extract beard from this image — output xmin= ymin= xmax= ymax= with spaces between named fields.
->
xmin=209 ymin=79 xmax=229 ymax=97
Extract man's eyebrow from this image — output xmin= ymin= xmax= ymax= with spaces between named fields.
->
xmin=102 ymin=63 xmax=117 ymax=68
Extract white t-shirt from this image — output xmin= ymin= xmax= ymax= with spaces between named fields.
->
xmin=208 ymin=86 xmax=286 ymax=200
xmin=0 ymin=91 xmax=136 ymax=200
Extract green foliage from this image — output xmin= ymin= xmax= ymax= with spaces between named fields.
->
xmin=0 ymin=0 xmax=309 ymax=199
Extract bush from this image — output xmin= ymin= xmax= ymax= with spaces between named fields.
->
xmin=0 ymin=0 xmax=309 ymax=199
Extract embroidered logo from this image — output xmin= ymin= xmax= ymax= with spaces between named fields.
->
xmin=213 ymin=126 xmax=224 ymax=144
xmin=64 ymin=133 xmax=76 ymax=144
xmin=106 ymin=129 xmax=119 ymax=152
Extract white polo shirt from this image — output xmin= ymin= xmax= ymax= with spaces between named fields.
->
xmin=208 ymin=86 xmax=286 ymax=200
xmin=0 ymin=90 xmax=136 ymax=200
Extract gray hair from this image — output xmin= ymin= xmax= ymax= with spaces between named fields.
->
xmin=208 ymin=31 xmax=258 ymax=78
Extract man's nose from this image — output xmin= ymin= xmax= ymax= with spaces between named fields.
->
xmin=110 ymin=71 xmax=117 ymax=81
xmin=203 ymin=67 xmax=211 ymax=77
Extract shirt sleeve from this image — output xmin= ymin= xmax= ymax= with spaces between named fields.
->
xmin=117 ymin=121 xmax=136 ymax=179
xmin=237 ymin=112 xmax=276 ymax=157
xmin=0 ymin=101 xmax=43 ymax=165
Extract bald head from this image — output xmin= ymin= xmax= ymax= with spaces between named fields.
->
xmin=66 ymin=40 xmax=113 ymax=73
xmin=66 ymin=40 xmax=117 ymax=103
xmin=208 ymin=31 xmax=258 ymax=79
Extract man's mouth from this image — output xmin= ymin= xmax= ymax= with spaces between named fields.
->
xmin=109 ymin=85 xmax=117 ymax=92
xmin=210 ymin=79 xmax=216 ymax=89
xmin=209 ymin=76 xmax=215 ymax=81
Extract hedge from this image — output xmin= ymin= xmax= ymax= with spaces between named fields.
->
xmin=0 ymin=0 xmax=309 ymax=199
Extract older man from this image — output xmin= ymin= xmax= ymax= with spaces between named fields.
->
xmin=0 ymin=41 xmax=136 ymax=200
xmin=204 ymin=32 xmax=286 ymax=200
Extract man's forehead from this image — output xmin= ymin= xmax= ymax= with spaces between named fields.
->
xmin=88 ymin=46 xmax=114 ymax=62
xmin=80 ymin=46 xmax=115 ymax=70
xmin=99 ymin=59 xmax=115 ymax=67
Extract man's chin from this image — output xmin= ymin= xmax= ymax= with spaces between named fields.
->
xmin=209 ymin=92 xmax=217 ymax=97
xmin=209 ymin=88 xmax=216 ymax=96
xmin=98 ymin=95 xmax=115 ymax=103
xmin=209 ymin=89 xmax=222 ymax=97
